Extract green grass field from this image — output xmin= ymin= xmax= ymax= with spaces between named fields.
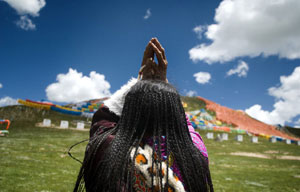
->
xmin=1 ymin=124 xmax=300 ymax=192
xmin=1 ymin=105 xmax=300 ymax=191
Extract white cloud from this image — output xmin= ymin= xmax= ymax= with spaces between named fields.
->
xmin=184 ymin=90 xmax=197 ymax=97
xmin=193 ymin=25 xmax=206 ymax=39
xmin=189 ymin=0 xmax=300 ymax=63
xmin=16 ymin=15 xmax=36 ymax=30
xmin=0 ymin=83 xmax=2 ymax=88
xmin=193 ymin=72 xmax=211 ymax=84
xmin=227 ymin=60 xmax=249 ymax=77
xmin=46 ymin=68 xmax=111 ymax=103
xmin=0 ymin=96 xmax=19 ymax=107
xmin=144 ymin=8 xmax=151 ymax=20
xmin=3 ymin=0 xmax=46 ymax=16
xmin=245 ymin=105 xmax=276 ymax=124
xmin=294 ymin=118 xmax=300 ymax=127
xmin=245 ymin=66 xmax=300 ymax=125
xmin=3 ymin=0 xmax=46 ymax=30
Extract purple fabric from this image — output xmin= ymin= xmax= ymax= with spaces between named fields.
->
xmin=185 ymin=114 xmax=208 ymax=158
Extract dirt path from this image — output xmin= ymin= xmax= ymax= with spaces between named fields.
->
xmin=229 ymin=152 xmax=300 ymax=160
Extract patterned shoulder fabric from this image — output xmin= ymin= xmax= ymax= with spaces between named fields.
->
xmin=131 ymin=144 xmax=186 ymax=192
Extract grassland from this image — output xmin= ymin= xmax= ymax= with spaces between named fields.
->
xmin=1 ymin=105 xmax=300 ymax=191
xmin=1 ymin=124 xmax=300 ymax=191
xmin=0 ymin=124 xmax=88 ymax=191
xmin=203 ymin=131 xmax=300 ymax=192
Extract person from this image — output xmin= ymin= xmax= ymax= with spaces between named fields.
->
xmin=74 ymin=38 xmax=213 ymax=192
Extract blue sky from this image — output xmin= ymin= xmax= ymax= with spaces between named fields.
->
xmin=1 ymin=0 xmax=300 ymax=127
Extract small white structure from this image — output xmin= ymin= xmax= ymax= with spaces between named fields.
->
xmin=206 ymin=132 xmax=214 ymax=139
xmin=43 ymin=119 xmax=51 ymax=127
xmin=60 ymin=120 xmax=69 ymax=129
xmin=221 ymin=133 xmax=228 ymax=141
xmin=76 ymin=122 xmax=85 ymax=130
xmin=236 ymin=135 xmax=243 ymax=142
xmin=270 ymin=137 xmax=277 ymax=143
xmin=215 ymin=134 xmax=222 ymax=142
xmin=251 ymin=136 xmax=258 ymax=143
xmin=297 ymin=141 xmax=300 ymax=146
xmin=286 ymin=139 xmax=291 ymax=144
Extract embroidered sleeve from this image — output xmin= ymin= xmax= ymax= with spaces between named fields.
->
xmin=185 ymin=113 xmax=208 ymax=158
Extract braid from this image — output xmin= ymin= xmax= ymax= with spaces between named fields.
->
xmin=163 ymin=92 xmax=170 ymax=192
xmin=74 ymin=80 xmax=214 ymax=192
xmin=151 ymin=98 xmax=156 ymax=191
xmin=168 ymin=92 xmax=193 ymax=191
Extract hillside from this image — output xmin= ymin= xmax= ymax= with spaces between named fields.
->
xmin=283 ymin=126 xmax=300 ymax=138
xmin=0 ymin=105 xmax=89 ymax=128
xmin=196 ymin=96 xmax=300 ymax=140
xmin=1 ymin=96 xmax=299 ymax=139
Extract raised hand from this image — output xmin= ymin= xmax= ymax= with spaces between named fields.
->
xmin=138 ymin=38 xmax=168 ymax=82
xmin=150 ymin=38 xmax=168 ymax=81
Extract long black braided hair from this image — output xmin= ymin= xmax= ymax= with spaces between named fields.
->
xmin=74 ymin=80 xmax=214 ymax=192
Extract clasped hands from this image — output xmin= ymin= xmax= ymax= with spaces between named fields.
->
xmin=138 ymin=38 xmax=168 ymax=82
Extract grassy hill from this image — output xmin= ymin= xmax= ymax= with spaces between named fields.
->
xmin=0 ymin=97 xmax=209 ymax=129
xmin=181 ymin=96 xmax=206 ymax=111
xmin=1 ymin=100 xmax=299 ymax=139
xmin=181 ymin=96 xmax=216 ymax=117
xmin=181 ymin=96 xmax=300 ymax=139
xmin=284 ymin=126 xmax=300 ymax=138
xmin=0 ymin=105 xmax=90 ymax=128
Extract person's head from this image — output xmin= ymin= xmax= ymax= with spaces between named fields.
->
xmin=76 ymin=80 xmax=213 ymax=192
xmin=120 ymin=79 xmax=183 ymax=137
